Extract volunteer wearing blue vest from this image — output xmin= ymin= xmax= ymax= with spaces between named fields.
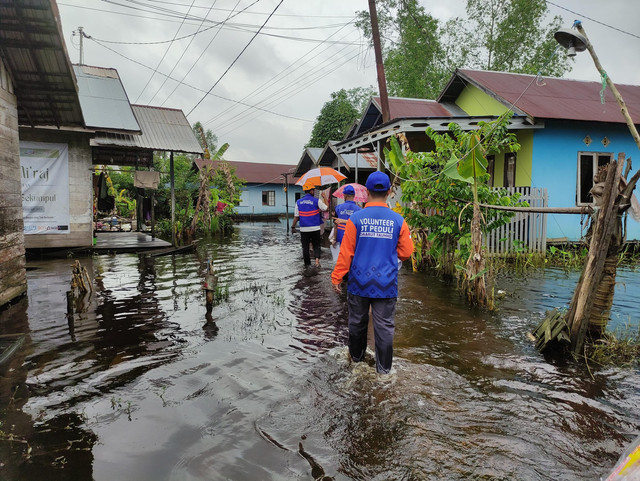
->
xmin=334 ymin=185 xmax=362 ymax=244
xmin=331 ymin=171 xmax=414 ymax=374
xmin=291 ymin=182 xmax=328 ymax=268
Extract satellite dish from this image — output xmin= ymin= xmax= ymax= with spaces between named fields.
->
xmin=554 ymin=28 xmax=588 ymax=57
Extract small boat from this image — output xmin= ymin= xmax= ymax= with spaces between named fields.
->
xmin=140 ymin=241 xmax=198 ymax=258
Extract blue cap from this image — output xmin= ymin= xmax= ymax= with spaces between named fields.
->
xmin=365 ymin=171 xmax=391 ymax=192
xmin=342 ymin=185 xmax=355 ymax=195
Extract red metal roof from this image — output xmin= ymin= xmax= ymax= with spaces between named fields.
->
xmin=194 ymin=159 xmax=298 ymax=184
xmin=457 ymin=69 xmax=640 ymax=124
xmin=373 ymin=96 xmax=454 ymax=118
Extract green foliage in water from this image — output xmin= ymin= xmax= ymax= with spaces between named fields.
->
xmin=585 ymin=323 xmax=640 ymax=368
xmin=389 ymin=115 xmax=525 ymax=276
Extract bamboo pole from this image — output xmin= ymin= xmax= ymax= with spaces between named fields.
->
xmin=576 ymin=24 xmax=640 ymax=151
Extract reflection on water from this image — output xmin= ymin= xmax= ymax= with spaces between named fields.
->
xmin=0 ymin=221 xmax=638 ymax=480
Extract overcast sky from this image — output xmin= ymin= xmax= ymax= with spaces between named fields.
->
xmin=57 ymin=0 xmax=640 ymax=165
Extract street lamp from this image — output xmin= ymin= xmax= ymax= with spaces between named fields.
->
xmin=554 ymin=21 xmax=640 ymax=150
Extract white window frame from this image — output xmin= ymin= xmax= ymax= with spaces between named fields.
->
xmin=576 ymin=151 xmax=613 ymax=206
xmin=262 ymin=190 xmax=275 ymax=206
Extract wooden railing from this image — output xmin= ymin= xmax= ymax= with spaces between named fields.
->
xmin=485 ymin=187 xmax=548 ymax=254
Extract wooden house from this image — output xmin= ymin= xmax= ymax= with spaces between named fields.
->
xmin=194 ymin=159 xmax=302 ymax=218
xmin=0 ymin=0 xmax=85 ymax=306
xmin=335 ymin=69 xmax=640 ymax=244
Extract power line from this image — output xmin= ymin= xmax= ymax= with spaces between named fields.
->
xmin=186 ymin=0 xmax=284 ymax=117
xmin=209 ymin=41 xmax=362 ymax=131
xmin=88 ymin=36 xmax=313 ymax=122
xmin=147 ymin=0 xmax=223 ymax=105
xmin=545 ymin=1 xmax=640 ymax=40
xmin=203 ymin=18 xmax=358 ymax=125
xmin=134 ymin=0 xmax=197 ymax=103
xmin=136 ymin=0 xmax=354 ymax=18
xmin=215 ymin=48 xmax=364 ymax=138
xmin=158 ymin=0 xmax=249 ymax=106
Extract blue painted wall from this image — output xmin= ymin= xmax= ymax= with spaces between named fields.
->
xmin=236 ymin=183 xmax=304 ymax=216
xmin=531 ymin=120 xmax=640 ymax=241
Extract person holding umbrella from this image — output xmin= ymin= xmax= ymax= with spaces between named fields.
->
xmin=331 ymin=171 xmax=414 ymax=374
xmin=291 ymin=182 xmax=328 ymax=269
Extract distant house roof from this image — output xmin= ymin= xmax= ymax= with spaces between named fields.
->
xmin=354 ymin=96 xmax=458 ymax=136
xmin=91 ymin=105 xmax=202 ymax=166
xmin=316 ymin=142 xmax=377 ymax=171
xmin=73 ymin=64 xmax=140 ymax=133
xmin=0 ymin=0 xmax=84 ymax=127
xmin=440 ymin=68 xmax=640 ymax=124
xmin=293 ymin=147 xmax=323 ymax=177
xmin=194 ymin=159 xmax=299 ymax=185
xmin=92 ymin=105 xmax=202 ymax=152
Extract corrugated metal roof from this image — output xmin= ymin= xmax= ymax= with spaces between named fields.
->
xmin=91 ymin=105 xmax=203 ymax=154
xmin=0 ymin=0 xmax=84 ymax=127
xmin=341 ymin=152 xmax=377 ymax=170
xmin=354 ymin=96 xmax=456 ymax=137
xmin=376 ymin=96 xmax=455 ymax=118
xmin=195 ymin=159 xmax=298 ymax=184
xmin=453 ymin=69 xmax=640 ymax=123
xmin=73 ymin=64 xmax=140 ymax=132
xmin=293 ymin=147 xmax=323 ymax=177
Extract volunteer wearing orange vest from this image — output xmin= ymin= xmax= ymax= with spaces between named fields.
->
xmin=291 ymin=182 xmax=328 ymax=268
xmin=331 ymin=171 xmax=414 ymax=374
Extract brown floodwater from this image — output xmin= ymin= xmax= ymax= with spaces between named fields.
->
xmin=0 ymin=221 xmax=638 ymax=480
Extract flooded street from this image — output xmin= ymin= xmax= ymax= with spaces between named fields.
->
xmin=1 ymin=221 xmax=639 ymax=480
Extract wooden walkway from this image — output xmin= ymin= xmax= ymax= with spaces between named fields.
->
xmin=94 ymin=232 xmax=172 ymax=253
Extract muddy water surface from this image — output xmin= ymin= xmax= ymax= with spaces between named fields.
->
xmin=1 ymin=222 xmax=639 ymax=480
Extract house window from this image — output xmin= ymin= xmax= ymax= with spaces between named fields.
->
xmin=262 ymin=190 xmax=275 ymax=206
xmin=295 ymin=192 xmax=302 ymax=202
xmin=577 ymin=152 xmax=613 ymax=205
xmin=486 ymin=155 xmax=495 ymax=186
xmin=503 ymin=153 xmax=517 ymax=188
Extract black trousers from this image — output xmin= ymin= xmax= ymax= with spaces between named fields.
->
xmin=300 ymin=230 xmax=321 ymax=266
xmin=347 ymin=293 xmax=397 ymax=374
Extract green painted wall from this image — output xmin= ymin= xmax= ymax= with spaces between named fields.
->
xmin=455 ymin=85 xmax=533 ymax=187
xmin=455 ymin=84 xmax=509 ymax=116
xmin=492 ymin=130 xmax=533 ymax=187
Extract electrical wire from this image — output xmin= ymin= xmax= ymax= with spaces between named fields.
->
xmin=210 ymin=41 xmax=362 ymax=132
xmin=147 ymin=0 xmax=221 ymax=105
xmin=203 ymin=18 xmax=359 ymax=126
xmin=88 ymin=36 xmax=313 ymax=122
xmin=545 ymin=0 xmax=640 ymax=40
xmin=140 ymin=0 xmax=353 ymax=18
xmin=134 ymin=0 xmax=198 ymax=103
xmin=186 ymin=0 xmax=284 ymax=117
xmin=215 ymin=47 xmax=364 ymax=138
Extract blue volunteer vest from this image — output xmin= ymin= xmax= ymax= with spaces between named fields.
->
xmin=335 ymin=200 xmax=361 ymax=243
xmin=347 ymin=206 xmax=404 ymax=298
xmin=297 ymin=194 xmax=322 ymax=228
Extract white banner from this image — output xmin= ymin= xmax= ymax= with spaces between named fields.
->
xmin=19 ymin=142 xmax=70 ymax=235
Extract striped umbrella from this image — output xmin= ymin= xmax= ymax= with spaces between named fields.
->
xmin=295 ymin=167 xmax=346 ymax=187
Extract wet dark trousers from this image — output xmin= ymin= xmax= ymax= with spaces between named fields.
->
xmin=347 ymin=293 xmax=397 ymax=373
xmin=300 ymin=230 xmax=321 ymax=266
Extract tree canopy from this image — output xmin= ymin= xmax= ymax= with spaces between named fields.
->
xmin=306 ymin=87 xmax=376 ymax=148
xmin=356 ymin=0 xmax=571 ymax=100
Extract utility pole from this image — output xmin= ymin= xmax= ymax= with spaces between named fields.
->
xmin=73 ymin=26 xmax=89 ymax=65
xmin=282 ymin=172 xmax=291 ymax=233
xmin=368 ymin=0 xmax=390 ymax=124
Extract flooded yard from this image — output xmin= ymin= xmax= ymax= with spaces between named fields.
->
xmin=1 ymin=221 xmax=639 ymax=480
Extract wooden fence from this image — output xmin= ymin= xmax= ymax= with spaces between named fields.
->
xmin=485 ymin=187 xmax=548 ymax=254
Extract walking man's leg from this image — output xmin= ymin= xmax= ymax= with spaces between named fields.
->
xmin=370 ymin=298 xmax=397 ymax=374
xmin=347 ymin=293 xmax=370 ymax=363
xmin=311 ymin=230 xmax=321 ymax=266
xmin=300 ymin=231 xmax=311 ymax=266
